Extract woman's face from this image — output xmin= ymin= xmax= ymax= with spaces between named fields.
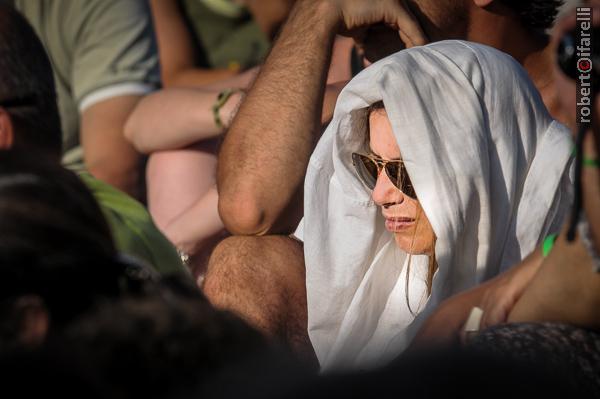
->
xmin=368 ymin=109 xmax=435 ymax=254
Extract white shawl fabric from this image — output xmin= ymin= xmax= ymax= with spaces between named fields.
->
xmin=302 ymin=41 xmax=573 ymax=371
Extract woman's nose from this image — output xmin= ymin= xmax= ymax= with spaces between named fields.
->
xmin=372 ymin=168 xmax=404 ymax=207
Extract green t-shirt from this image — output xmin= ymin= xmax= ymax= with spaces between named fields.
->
xmin=12 ymin=0 xmax=160 ymax=166
xmin=79 ymin=171 xmax=187 ymax=276
xmin=181 ymin=0 xmax=270 ymax=70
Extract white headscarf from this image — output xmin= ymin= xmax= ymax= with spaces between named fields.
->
xmin=302 ymin=41 xmax=573 ymax=371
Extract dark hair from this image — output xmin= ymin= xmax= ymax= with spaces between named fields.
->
xmin=499 ymin=0 xmax=564 ymax=30
xmin=64 ymin=287 xmax=270 ymax=399
xmin=0 ymin=4 xmax=62 ymax=156
xmin=353 ymin=100 xmax=386 ymax=151
xmin=0 ymin=150 xmax=119 ymax=331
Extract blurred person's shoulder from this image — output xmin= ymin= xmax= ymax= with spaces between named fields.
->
xmin=12 ymin=0 xmax=160 ymax=163
xmin=78 ymin=171 xmax=188 ymax=278
xmin=11 ymin=0 xmax=160 ymax=101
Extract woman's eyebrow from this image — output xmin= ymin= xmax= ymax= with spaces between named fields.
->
xmin=367 ymin=149 xmax=402 ymax=161
xmin=367 ymin=149 xmax=380 ymax=157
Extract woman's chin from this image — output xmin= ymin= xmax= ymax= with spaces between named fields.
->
xmin=394 ymin=233 xmax=431 ymax=255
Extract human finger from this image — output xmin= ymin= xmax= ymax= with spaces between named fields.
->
xmin=389 ymin=0 xmax=427 ymax=47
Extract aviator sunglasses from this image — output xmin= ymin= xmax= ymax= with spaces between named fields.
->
xmin=351 ymin=153 xmax=416 ymax=198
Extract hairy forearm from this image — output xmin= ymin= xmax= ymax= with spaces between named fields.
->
xmin=218 ymin=0 xmax=339 ymax=235
xmin=124 ymin=88 xmax=242 ymax=153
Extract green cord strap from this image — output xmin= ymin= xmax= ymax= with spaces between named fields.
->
xmin=571 ymin=146 xmax=599 ymax=168
xmin=212 ymin=88 xmax=237 ymax=130
xmin=583 ymin=158 xmax=600 ymax=168
xmin=542 ymin=234 xmax=558 ymax=257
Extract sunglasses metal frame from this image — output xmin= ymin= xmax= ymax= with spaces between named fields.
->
xmin=351 ymin=152 xmax=416 ymax=198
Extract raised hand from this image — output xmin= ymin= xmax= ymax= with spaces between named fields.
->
xmin=333 ymin=0 xmax=427 ymax=47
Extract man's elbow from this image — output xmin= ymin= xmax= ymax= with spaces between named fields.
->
xmin=218 ymin=195 xmax=275 ymax=236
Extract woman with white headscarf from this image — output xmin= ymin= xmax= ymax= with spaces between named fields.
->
xmin=301 ymin=40 xmax=573 ymax=371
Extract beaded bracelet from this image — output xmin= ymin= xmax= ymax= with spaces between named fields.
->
xmin=542 ymin=234 xmax=557 ymax=257
xmin=212 ymin=88 xmax=243 ymax=130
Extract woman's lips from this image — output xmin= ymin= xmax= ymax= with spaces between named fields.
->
xmin=385 ymin=217 xmax=415 ymax=232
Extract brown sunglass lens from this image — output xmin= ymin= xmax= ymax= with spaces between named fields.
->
xmin=384 ymin=162 xmax=416 ymax=198
xmin=396 ymin=164 xmax=416 ymax=198
xmin=384 ymin=162 xmax=400 ymax=184
xmin=355 ymin=154 xmax=378 ymax=189
xmin=353 ymin=154 xmax=416 ymax=197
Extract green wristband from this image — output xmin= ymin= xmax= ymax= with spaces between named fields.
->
xmin=570 ymin=147 xmax=599 ymax=168
xmin=542 ymin=234 xmax=558 ymax=257
xmin=583 ymin=157 xmax=600 ymax=168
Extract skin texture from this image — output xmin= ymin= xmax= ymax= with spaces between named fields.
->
xmin=203 ymin=235 xmax=317 ymax=367
xmin=138 ymin=151 xmax=223 ymax=282
xmin=407 ymin=0 xmax=470 ymax=40
xmin=124 ymin=89 xmax=244 ymax=154
xmin=145 ymin=140 xmax=221 ymax=280
xmin=0 ymin=108 xmax=14 ymax=149
xmin=369 ymin=109 xmax=435 ymax=254
xmin=81 ymin=95 xmax=143 ymax=199
xmin=11 ymin=296 xmax=49 ymax=347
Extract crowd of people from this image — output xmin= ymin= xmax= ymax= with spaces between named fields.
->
xmin=0 ymin=0 xmax=598 ymax=397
